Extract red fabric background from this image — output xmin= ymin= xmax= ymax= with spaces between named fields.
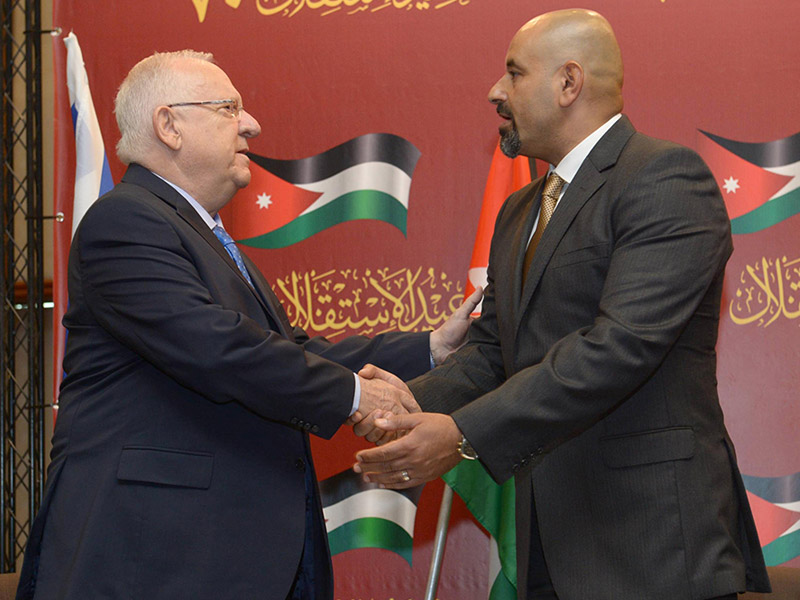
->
xmin=52 ymin=1 xmax=800 ymax=595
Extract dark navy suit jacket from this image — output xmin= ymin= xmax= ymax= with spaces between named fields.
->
xmin=17 ymin=164 xmax=430 ymax=599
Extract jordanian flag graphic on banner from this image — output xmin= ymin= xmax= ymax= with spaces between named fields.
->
xmin=696 ymin=130 xmax=800 ymax=234
xmin=320 ymin=468 xmax=423 ymax=566
xmin=227 ymin=133 xmax=420 ymax=248
xmin=742 ymin=471 xmax=800 ymax=565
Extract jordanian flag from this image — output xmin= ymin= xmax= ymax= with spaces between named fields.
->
xmin=464 ymin=141 xmax=532 ymax=317
xmin=227 ymin=133 xmax=420 ymax=248
xmin=742 ymin=470 xmax=800 ymax=565
xmin=442 ymin=461 xmax=516 ymax=600
xmin=696 ymin=130 xmax=800 ymax=234
xmin=441 ymin=141 xmax=526 ymax=600
xmin=320 ymin=468 xmax=423 ymax=566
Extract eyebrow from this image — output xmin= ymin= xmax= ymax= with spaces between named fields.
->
xmin=506 ymin=58 xmax=522 ymax=71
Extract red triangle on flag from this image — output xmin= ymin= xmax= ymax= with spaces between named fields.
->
xmin=746 ymin=490 xmax=800 ymax=546
xmin=464 ymin=143 xmax=532 ymax=315
xmin=222 ymin=160 xmax=322 ymax=241
xmin=696 ymin=133 xmax=792 ymax=220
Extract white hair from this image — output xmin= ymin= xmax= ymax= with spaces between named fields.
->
xmin=114 ymin=50 xmax=214 ymax=165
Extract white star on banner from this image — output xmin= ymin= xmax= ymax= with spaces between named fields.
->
xmin=723 ymin=176 xmax=740 ymax=194
xmin=257 ymin=193 xmax=273 ymax=209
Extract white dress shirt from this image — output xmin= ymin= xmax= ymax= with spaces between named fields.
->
xmin=527 ymin=113 xmax=622 ymax=245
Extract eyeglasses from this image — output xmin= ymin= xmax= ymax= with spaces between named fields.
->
xmin=167 ymin=99 xmax=243 ymax=119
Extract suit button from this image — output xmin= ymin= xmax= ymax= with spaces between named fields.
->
xmin=290 ymin=417 xmax=299 ymax=425
xmin=295 ymin=458 xmax=306 ymax=471
xmin=311 ymin=425 xmax=319 ymax=434
xmin=303 ymin=423 xmax=313 ymax=431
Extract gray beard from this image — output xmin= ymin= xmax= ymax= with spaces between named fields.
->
xmin=499 ymin=126 xmax=521 ymax=158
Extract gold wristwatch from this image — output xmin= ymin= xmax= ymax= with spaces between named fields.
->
xmin=457 ymin=433 xmax=479 ymax=460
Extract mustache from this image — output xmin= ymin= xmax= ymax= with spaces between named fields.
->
xmin=496 ymin=103 xmax=513 ymax=119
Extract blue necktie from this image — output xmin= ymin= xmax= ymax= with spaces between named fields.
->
xmin=213 ymin=225 xmax=254 ymax=287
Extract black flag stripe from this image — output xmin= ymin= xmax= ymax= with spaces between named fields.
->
xmin=699 ymin=129 xmax=800 ymax=168
xmin=319 ymin=468 xmax=423 ymax=508
xmin=248 ymin=133 xmax=421 ymax=184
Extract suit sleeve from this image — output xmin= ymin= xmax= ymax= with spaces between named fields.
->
xmin=412 ymin=147 xmax=732 ymax=483
xmin=293 ymin=327 xmax=431 ymax=382
xmin=72 ymin=192 xmax=359 ymax=439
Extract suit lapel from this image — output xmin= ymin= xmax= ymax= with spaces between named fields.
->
xmin=517 ymin=170 xmax=605 ymax=314
xmin=120 ymin=165 xmax=293 ymax=338
xmin=241 ymin=255 xmax=295 ymax=340
xmin=515 ymin=116 xmax=637 ymax=334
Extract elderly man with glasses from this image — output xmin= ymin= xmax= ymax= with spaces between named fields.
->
xmin=16 ymin=50 xmax=479 ymax=600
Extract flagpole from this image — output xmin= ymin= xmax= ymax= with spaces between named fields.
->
xmin=424 ymin=483 xmax=454 ymax=600
xmin=422 ymin=146 xmax=531 ymax=600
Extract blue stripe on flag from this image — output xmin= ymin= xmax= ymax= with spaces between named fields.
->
xmin=100 ymin=152 xmax=114 ymax=196
xmin=64 ymin=32 xmax=114 ymax=234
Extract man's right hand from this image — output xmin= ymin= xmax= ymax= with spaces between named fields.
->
xmin=349 ymin=364 xmax=420 ymax=444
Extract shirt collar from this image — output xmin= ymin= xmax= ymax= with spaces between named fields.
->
xmin=152 ymin=172 xmax=223 ymax=229
xmin=551 ymin=113 xmax=622 ymax=184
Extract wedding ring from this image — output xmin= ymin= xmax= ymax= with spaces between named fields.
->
xmin=401 ymin=470 xmax=410 ymax=482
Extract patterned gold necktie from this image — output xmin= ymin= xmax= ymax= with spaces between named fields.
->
xmin=522 ymin=172 xmax=566 ymax=284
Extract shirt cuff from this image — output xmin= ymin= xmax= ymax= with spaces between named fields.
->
xmin=350 ymin=372 xmax=361 ymax=417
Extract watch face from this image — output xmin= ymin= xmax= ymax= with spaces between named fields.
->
xmin=459 ymin=436 xmax=478 ymax=460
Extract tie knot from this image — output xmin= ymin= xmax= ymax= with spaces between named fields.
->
xmin=543 ymin=172 xmax=565 ymax=201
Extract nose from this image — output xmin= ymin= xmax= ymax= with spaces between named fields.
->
xmin=239 ymin=109 xmax=261 ymax=138
xmin=488 ymin=77 xmax=506 ymax=104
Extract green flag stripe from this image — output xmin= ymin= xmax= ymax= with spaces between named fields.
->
xmin=730 ymin=188 xmax=800 ymax=234
xmin=761 ymin=528 xmax=800 ymax=566
xmin=238 ymin=191 xmax=407 ymax=249
xmin=442 ymin=461 xmax=517 ymax=587
xmin=489 ymin=568 xmax=517 ymax=600
xmin=442 ymin=462 xmax=515 ymax=541
xmin=327 ymin=517 xmax=414 ymax=566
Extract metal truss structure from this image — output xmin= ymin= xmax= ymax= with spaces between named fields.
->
xmin=0 ymin=0 xmax=46 ymax=572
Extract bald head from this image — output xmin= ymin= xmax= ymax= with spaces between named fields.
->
xmin=518 ymin=9 xmax=623 ymax=113
xmin=489 ymin=9 xmax=624 ymax=162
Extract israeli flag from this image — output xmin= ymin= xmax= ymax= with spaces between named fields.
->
xmin=64 ymin=32 xmax=113 ymax=236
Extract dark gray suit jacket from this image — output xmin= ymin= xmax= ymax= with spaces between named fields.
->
xmin=17 ymin=164 xmax=430 ymax=600
xmin=410 ymin=117 xmax=770 ymax=599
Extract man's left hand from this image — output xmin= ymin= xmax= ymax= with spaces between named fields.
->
xmin=353 ymin=412 xmax=463 ymax=489
xmin=429 ymin=287 xmax=483 ymax=366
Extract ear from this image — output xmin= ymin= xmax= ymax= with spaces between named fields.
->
xmin=558 ymin=61 xmax=584 ymax=107
xmin=153 ymin=106 xmax=182 ymax=151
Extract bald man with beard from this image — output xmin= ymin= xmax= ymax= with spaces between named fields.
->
xmin=353 ymin=9 xmax=771 ymax=600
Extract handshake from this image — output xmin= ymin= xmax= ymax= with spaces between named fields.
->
xmin=345 ymin=287 xmax=483 ymax=488
xmin=346 ymin=364 xmax=465 ymax=489
xmin=347 ymin=285 xmax=482 ymax=444
xmin=348 ymin=363 xmax=420 ymax=445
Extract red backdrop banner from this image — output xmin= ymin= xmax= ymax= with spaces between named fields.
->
xmin=52 ymin=0 xmax=800 ymax=596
